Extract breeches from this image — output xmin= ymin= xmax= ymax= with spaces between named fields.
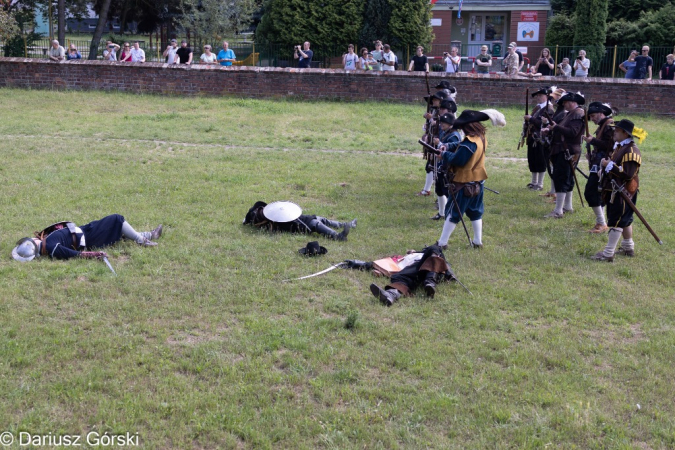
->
xmin=551 ymin=152 xmax=574 ymax=193
xmin=584 ymin=172 xmax=603 ymax=208
xmin=445 ymin=184 xmax=485 ymax=223
xmin=607 ymin=191 xmax=637 ymax=228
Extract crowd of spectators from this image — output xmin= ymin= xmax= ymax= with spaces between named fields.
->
xmin=43 ymin=38 xmax=675 ymax=81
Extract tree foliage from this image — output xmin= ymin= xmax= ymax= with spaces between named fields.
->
xmin=358 ymin=0 xmax=391 ymax=49
xmin=545 ymin=11 xmax=575 ymax=47
xmin=0 ymin=9 xmax=19 ymax=41
xmin=387 ymin=0 xmax=433 ymax=50
xmin=178 ymin=0 xmax=256 ymax=42
xmin=573 ymin=0 xmax=608 ymax=69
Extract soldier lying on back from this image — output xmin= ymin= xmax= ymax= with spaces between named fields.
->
xmin=243 ymin=201 xmax=355 ymax=241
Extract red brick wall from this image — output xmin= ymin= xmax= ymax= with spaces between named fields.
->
xmin=0 ymin=58 xmax=672 ymax=114
xmin=431 ymin=10 xmax=453 ymax=47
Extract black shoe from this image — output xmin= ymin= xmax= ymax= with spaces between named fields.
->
xmin=150 ymin=224 xmax=163 ymax=240
xmin=424 ymin=281 xmax=436 ymax=298
xmin=430 ymin=213 xmax=445 ymax=220
xmin=336 ymin=223 xmax=351 ymax=241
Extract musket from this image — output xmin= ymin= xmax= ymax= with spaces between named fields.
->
xmin=584 ymin=103 xmax=592 ymax=162
xmin=447 ymin=182 xmax=473 ymax=248
xmin=517 ymin=88 xmax=529 ymax=150
xmin=575 ymin=166 xmax=589 ymax=180
xmin=611 ymin=180 xmax=663 ymax=245
xmin=570 ymin=152 xmax=585 ymax=208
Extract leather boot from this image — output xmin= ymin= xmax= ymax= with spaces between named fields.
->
xmin=335 ymin=223 xmax=351 ymax=241
xmin=423 ymin=272 xmax=437 ymax=298
xmin=370 ymin=284 xmax=401 ymax=307
xmin=150 ymin=224 xmax=163 ymax=240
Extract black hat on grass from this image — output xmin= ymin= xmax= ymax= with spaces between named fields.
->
xmin=299 ymin=241 xmax=327 ymax=256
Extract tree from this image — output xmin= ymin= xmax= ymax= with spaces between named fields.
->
xmin=387 ymin=0 xmax=433 ymax=50
xmin=178 ymin=0 xmax=256 ymax=42
xmin=0 ymin=8 xmax=19 ymax=40
xmin=633 ymin=3 xmax=675 ymax=47
xmin=89 ymin=0 xmax=113 ymax=59
xmin=573 ymin=0 xmax=608 ymax=71
xmin=358 ymin=0 xmax=391 ymax=49
xmin=545 ymin=11 xmax=575 ymax=47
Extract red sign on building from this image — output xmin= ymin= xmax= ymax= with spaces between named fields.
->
xmin=520 ymin=11 xmax=538 ymax=22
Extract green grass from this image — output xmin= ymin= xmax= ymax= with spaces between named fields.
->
xmin=1 ymin=88 xmax=674 ymax=449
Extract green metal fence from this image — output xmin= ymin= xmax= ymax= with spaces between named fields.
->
xmin=2 ymin=38 xmax=672 ymax=79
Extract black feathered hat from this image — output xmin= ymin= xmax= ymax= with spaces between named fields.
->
xmin=614 ymin=119 xmax=634 ymax=137
xmin=435 ymin=81 xmax=457 ymax=94
xmin=587 ymin=101 xmax=612 ymax=117
xmin=298 ymin=241 xmax=327 ymax=256
xmin=559 ymin=91 xmax=585 ymax=105
xmin=243 ymin=201 xmax=267 ymax=225
xmin=452 ymin=109 xmax=490 ymax=128
xmin=440 ymin=99 xmax=457 ymax=113
xmin=439 ymin=113 xmax=455 ymax=125
xmin=531 ymin=87 xmax=548 ymax=97
xmin=424 ymin=90 xmax=449 ymax=103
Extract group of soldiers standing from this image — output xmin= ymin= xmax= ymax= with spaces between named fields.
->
xmin=416 ymin=82 xmax=647 ymax=264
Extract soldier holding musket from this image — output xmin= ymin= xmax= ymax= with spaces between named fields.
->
xmin=418 ymin=91 xmax=449 ymax=197
xmin=524 ymin=87 xmax=555 ymax=191
xmin=430 ymin=107 xmax=462 ymax=220
xmin=592 ymin=119 xmax=644 ymax=262
xmin=583 ymin=102 xmax=616 ymax=233
xmin=541 ymin=92 xmax=585 ymax=218
xmin=539 ymin=87 xmax=566 ymax=199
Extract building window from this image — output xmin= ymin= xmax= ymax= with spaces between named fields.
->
xmin=469 ymin=14 xmax=506 ymax=42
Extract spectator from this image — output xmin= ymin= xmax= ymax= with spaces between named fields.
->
xmin=533 ymin=48 xmax=554 ymax=76
xmin=200 ymin=45 xmax=218 ymax=64
xmin=48 ymin=40 xmax=65 ymax=62
xmin=573 ymin=49 xmax=590 ymax=77
xmin=660 ymin=54 xmax=675 ymax=80
xmin=176 ymin=39 xmax=193 ymax=65
xmin=358 ymin=47 xmax=373 ymax=70
xmin=408 ymin=45 xmax=429 ymax=73
xmin=443 ymin=47 xmax=461 ymax=73
xmin=510 ymin=42 xmax=524 ymax=72
xmin=163 ymin=39 xmax=179 ymax=64
xmin=130 ymin=42 xmax=145 ymax=62
xmin=217 ymin=41 xmax=236 ymax=66
xmin=557 ymin=57 xmax=572 ymax=77
xmin=119 ymin=43 xmax=132 ymax=62
xmin=66 ymin=44 xmax=81 ymax=60
xmin=343 ymin=44 xmax=358 ymax=70
xmin=381 ymin=44 xmax=396 ymax=71
xmin=293 ymin=41 xmax=312 ymax=68
xmin=503 ymin=43 xmax=519 ymax=76
xmin=619 ymin=50 xmax=638 ymax=79
xmin=633 ymin=45 xmax=653 ymax=80
xmin=103 ymin=41 xmax=120 ymax=61
xmin=371 ymin=40 xmax=383 ymax=71
xmin=475 ymin=45 xmax=492 ymax=74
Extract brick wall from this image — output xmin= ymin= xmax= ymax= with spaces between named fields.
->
xmin=0 ymin=58 xmax=673 ymax=114
xmin=430 ymin=10 xmax=453 ymax=46
xmin=511 ymin=10 xmax=547 ymax=48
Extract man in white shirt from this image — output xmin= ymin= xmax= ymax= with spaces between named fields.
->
xmin=48 ymin=40 xmax=65 ymax=61
xmin=381 ymin=44 xmax=395 ymax=71
xmin=130 ymin=42 xmax=145 ymax=62
xmin=574 ymin=50 xmax=590 ymax=77
xmin=163 ymin=39 xmax=179 ymax=64
xmin=444 ymin=47 xmax=461 ymax=73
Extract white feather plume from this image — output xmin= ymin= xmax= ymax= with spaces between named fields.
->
xmin=480 ymin=109 xmax=506 ymax=127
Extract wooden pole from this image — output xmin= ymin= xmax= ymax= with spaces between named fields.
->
xmin=611 ymin=45 xmax=617 ymax=78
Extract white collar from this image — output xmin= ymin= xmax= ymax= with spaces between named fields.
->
xmin=538 ymin=101 xmax=547 ymax=109
xmin=613 ymin=138 xmax=632 ymax=149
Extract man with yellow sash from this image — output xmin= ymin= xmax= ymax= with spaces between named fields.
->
xmin=436 ymin=110 xmax=497 ymax=249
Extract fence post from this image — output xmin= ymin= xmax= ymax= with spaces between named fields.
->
xmin=24 ymin=35 xmax=27 ymax=57
xmin=611 ymin=45 xmax=617 ymax=78
xmin=253 ymin=42 xmax=256 ymax=66
xmin=554 ymin=45 xmax=558 ymax=68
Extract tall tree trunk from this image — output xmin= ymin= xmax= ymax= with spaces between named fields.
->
xmin=57 ymin=0 xmax=65 ymax=44
xmin=88 ymin=0 xmax=113 ymax=59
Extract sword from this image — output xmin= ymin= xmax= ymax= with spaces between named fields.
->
xmin=453 ymin=277 xmax=473 ymax=296
xmin=575 ymin=166 xmax=589 ymax=180
xmin=610 ymin=180 xmax=663 ymax=245
xmin=484 ymin=186 xmax=500 ymax=195
xmin=102 ymin=256 xmax=117 ymax=276
xmin=283 ymin=262 xmax=347 ymax=282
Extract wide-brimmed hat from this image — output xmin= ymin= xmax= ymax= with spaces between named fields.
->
xmin=298 ymin=241 xmax=327 ymax=256
xmin=531 ymin=87 xmax=548 ymax=97
xmin=439 ymin=113 xmax=455 ymax=125
xmin=424 ymin=90 xmax=449 ymax=103
xmin=614 ymin=119 xmax=634 ymax=136
xmin=440 ymin=99 xmax=457 ymax=113
xmin=559 ymin=91 xmax=585 ymax=105
xmin=435 ymin=81 xmax=456 ymax=93
xmin=549 ymin=86 xmax=566 ymax=98
xmin=587 ymin=101 xmax=612 ymax=117
xmin=452 ymin=109 xmax=490 ymax=128
xmin=12 ymin=238 xmax=39 ymax=262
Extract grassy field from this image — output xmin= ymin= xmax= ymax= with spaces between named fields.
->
xmin=0 ymin=89 xmax=674 ymax=449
